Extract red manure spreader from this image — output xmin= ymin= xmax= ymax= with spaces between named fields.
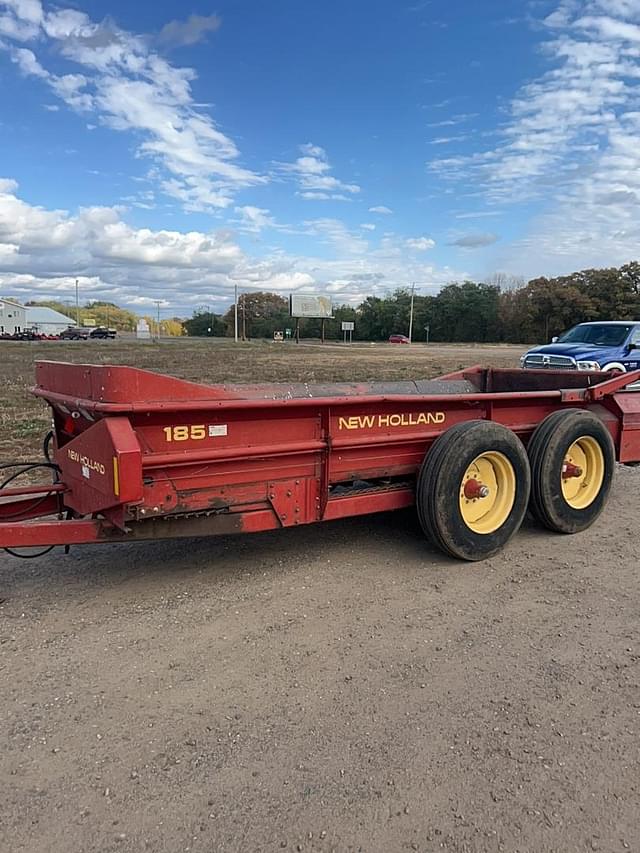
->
xmin=2 ymin=361 xmax=640 ymax=562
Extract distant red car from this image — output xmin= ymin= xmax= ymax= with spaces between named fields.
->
xmin=388 ymin=334 xmax=410 ymax=344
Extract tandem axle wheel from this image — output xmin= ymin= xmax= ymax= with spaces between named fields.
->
xmin=416 ymin=411 xmax=615 ymax=561
xmin=416 ymin=421 xmax=530 ymax=562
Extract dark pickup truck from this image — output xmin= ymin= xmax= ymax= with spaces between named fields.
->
xmin=59 ymin=326 xmax=90 ymax=340
xmin=89 ymin=327 xmax=117 ymax=339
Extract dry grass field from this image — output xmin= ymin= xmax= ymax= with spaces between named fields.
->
xmin=2 ymin=338 xmax=640 ymax=853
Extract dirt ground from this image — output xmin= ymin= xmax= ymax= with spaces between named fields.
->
xmin=1 ymin=340 xmax=639 ymax=853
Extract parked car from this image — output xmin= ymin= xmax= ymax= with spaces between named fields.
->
xmin=13 ymin=329 xmax=43 ymax=341
xmin=59 ymin=326 xmax=90 ymax=340
xmin=89 ymin=326 xmax=117 ymax=339
xmin=389 ymin=334 xmax=410 ymax=344
xmin=520 ymin=321 xmax=640 ymax=373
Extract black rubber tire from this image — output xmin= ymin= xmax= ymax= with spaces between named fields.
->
xmin=416 ymin=420 xmax=531 ymax=561
xmin=527 ymin=409 xmax=615 ymax=534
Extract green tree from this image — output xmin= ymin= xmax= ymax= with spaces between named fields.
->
xmin=497 ymin=286 xmax=536 ymax=343
xmin=331 ymin=304 xmax=358 ymax=339
xmin=183 ymin=308 xmax=225 ymax=337
xmin=417 ymin=282 xmax=500 ymax=342
xmin=26 ymin=299 xmax=138 ymax=330
xmin=223 ymin=292 xmax=290 ymax=339
xmin=522 ymin=277 xmax=596 ymax=341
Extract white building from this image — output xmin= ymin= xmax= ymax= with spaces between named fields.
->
xmin=0 ymin=298 xmax=27 ymax=333
xmin=26 ymin=306 xmax=77 ymax=335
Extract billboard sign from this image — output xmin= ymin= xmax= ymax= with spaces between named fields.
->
xmin=341 ymin=321 xmax=355 ymax=331
xmin=290 ymin=294 xmax=333 ymax=319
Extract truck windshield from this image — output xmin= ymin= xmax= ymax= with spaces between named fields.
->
xmin=558 ymin=324 xmax=633 ymax=347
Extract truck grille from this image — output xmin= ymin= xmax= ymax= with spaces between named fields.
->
xmin=523 ymin=354 xmax=577 ymax=369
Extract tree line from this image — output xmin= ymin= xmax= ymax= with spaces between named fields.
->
xmin=25 ymin=261 xmax=640 ymax=343
xmin=27 ymin=300 xmax=185 ymax=336
xmin=184 ymin=262 xmax=640 ymax=343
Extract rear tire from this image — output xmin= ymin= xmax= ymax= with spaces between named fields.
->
xmin=417 ymin=421 xmax=531 ymax=561
xmin=527 ymin=409 xmax=614 ymax=534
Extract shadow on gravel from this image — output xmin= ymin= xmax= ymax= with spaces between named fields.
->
xmin=0 ymin=509 xmax=450 ymax=597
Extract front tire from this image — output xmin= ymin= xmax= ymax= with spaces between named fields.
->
xmin=527 ymin=410 xmax=614 ymax=534
xmin=417 ymin=421 xmax=531 ymax=561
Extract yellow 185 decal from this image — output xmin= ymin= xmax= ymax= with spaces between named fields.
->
xmin=162 ymin=423 xmax=228 ymax=442
xmin=163 ymin=425 xmax=206 ymax=442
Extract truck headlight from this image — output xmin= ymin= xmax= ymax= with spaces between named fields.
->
xmin=576 ymin=361 xmax=600 ymax=371
xmin=519 ymin=355 xmax=526 ymax=367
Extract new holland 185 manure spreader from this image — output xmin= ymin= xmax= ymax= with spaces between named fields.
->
xmin=2 ymin=361 xmax=640 ymax=562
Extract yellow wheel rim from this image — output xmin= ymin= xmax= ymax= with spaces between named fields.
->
xmin=459 ymin=451 xmax=516 ymax=535
xmin=561 ymin=436 xmax=605 ymax=509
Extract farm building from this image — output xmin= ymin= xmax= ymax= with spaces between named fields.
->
xmin=26 ymin=306 xmax=77 ymax=335
xmin=0 ymin=297 xmax=27 ymax=333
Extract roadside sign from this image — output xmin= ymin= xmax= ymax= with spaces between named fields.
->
xmin=341 ymin=320 xmax=354 ymax=344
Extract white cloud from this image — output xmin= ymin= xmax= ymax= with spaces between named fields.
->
xmin=429 ymin=134 xmax=469 ymax=145
xmin=428 ymin=0 xmax=640 ymax=273
xmin=455 ymin=211 xmax=503 ymax=219
xmin=427 ymin=113 xmax=478 ymax=128
xmin=406 ymin=236 xmax=436 ymax=251
xmin=10 ymin=45 xmax=46 ymax=76
xmin=0 ymin=180 xmax=466 ymax=312
xmin=368 ymin=205 xmax=393 ymax=214
xmin=0 ymin=0 xmax=265 ymax=211
xmin=575 ymin=14 xmax=640 ymax=41
xmin=588 ymin=0 xmax=640 ymax=17
xmin=360 ymin=223 xmax=376 ymax=231
xmin=157 ymin=13 xmax=222 ymax=47
xmin=302 ymin=218 xmax=368 ymax=256
xmin=282 ymin=144 xmax=360 ymax=199
xmin=297 ymin=190 xmax=350 ymax=201
xmin=451 ymin=233 xmax=499 ymax=248
xmin=233 ymin=205 xmax=276 ymax=233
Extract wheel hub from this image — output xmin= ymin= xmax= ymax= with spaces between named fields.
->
xmin=562 ymin=462 xmax=583 ymax=479
xmin=561 ymin=436 xmax=605 ymax=509
xmin=459 ymin=451 xmax=516 ymax=535
xmin=463 ymin=479 xmax=490 ymax=499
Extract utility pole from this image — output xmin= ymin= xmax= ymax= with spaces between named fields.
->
xmin=234 ymin=283 xmax=238 ymax=343
xmin=408 ymin=282 xmax=415 ymax=343
xmin=75 ymin=278 xmax=80 ymax=328
xmin=154 ymin=300 xmax=162 ymax=341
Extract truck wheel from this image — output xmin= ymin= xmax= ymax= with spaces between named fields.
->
xmin=417 ymin=421 xmax=531 ymax=561
xmin=527 ymin=410 xmax=614 ymax=534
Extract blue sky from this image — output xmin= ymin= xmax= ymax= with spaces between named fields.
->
xmin=1 ymin=0 xmax=640 ymax=314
